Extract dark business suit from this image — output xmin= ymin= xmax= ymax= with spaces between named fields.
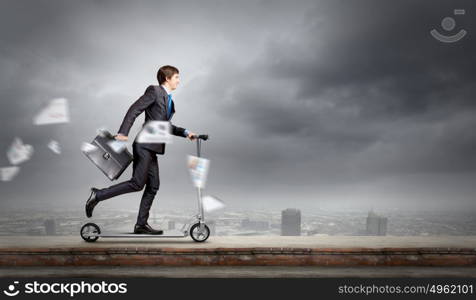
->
xmin=95 ymin=85 xmax=188 ymax=226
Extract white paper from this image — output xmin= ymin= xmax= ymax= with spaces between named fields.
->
xmin=108 ymin=140 xmax=127 ymax=153
xmin=96 ymin=127 xmax=109 ymax=137
xmin=202 ymin=195 xmax=225 ymax=212
xmin=187 ymin=155 xmax=210 ymax=188
xmin=48 ymin=140 xmax=61 ymax=154
xmin=80 ymin=142 xmax=98 ymax=154
xmin=136 ymin=121 xmax=172 ymax=144
xmin=0 ymin=166 xmax=20 ymax=182
xmin=6 ymin=137 xmax=34 ymax=165
xmin=33 ymin=98 xmax=70 ymax=125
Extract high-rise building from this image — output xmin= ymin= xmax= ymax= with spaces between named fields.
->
xmin=366 ymin=211 xmax=387 ymax=235
xmin=44 ymin=219 xmax=56 ymax=235
xmin=281 ymin=208 xmax=301 ymax=236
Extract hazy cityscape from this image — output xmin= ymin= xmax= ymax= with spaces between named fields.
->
xmin=0 ymin=207 xmax=475 ymax=237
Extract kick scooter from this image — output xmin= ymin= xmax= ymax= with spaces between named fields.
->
xmin=80 ymin=134 xmax=211 ymax=243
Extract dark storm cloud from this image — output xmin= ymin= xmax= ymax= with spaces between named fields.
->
xmin=206 ymin=0 xmax=476 ymax=180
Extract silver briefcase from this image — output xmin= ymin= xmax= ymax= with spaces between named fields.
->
xmin=82 ymin=130 xmax=133 ymax=180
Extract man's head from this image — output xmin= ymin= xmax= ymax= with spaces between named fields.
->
xmin=157 ymin=65 xmax=180 ymax=91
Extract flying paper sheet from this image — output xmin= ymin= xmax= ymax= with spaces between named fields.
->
xmin=6 ymin=137 xmax=34 ymax=165
xmin=0 ymin=166 xmax=20 ymax=182
xmin=136 ymin=121 xmax=172 ymax=144
xmin=48 ymin=140 xmax=61 ymax=154
xmin=108 ymin=140 xmax=127 ymax=153
xmin=202 ymin=195 xmax=225 ymax=212
xmin=80 ymin=142 xmax=98 ymax=154
xmin=187 ymin=155 xmax=210 ymax=188
xmin=33 ymin=98 xmax=70 ymax=125
xmin=97 ymin=127 xmax=109 ymax=137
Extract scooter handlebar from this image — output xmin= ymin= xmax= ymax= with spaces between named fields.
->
xmin=197 ymin=134 xmax=209 ymax=141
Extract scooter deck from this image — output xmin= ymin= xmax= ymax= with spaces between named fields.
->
xmin=98 ymin=230 xmax=187 ymax=238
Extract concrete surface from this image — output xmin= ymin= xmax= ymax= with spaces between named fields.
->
xmin=1 ymin=235 xmax=476 ymax=249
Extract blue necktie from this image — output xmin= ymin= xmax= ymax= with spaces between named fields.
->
xmin=167 ymin=94 xmax=173 ymax=120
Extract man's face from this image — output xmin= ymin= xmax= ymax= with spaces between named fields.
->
xmin=166 ymin=73 xmax=180 ymax=90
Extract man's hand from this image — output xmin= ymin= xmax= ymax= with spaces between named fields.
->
xmin=115 ymin=134 xmax=128 ymax=141
xmin=187 ymin=132 xmax=198 ymax=141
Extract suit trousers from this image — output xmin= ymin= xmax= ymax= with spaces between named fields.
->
xmin=95 ymin=142 xmax=160 ymax=226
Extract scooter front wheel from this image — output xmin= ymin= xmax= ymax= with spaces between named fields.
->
xmin=190 ymin=223 xmax=210 ymax=242
xmin=81 ymin=223 xmax=100 ymax=242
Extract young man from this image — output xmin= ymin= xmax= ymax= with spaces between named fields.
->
xmin=85 ymin=65 xmax=197 ymax=234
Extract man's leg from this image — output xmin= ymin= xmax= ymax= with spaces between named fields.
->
xmin=95 ymin=143 xmax=153 ymax=201
xmin=136 ymin=153 xmax=160 ymax=226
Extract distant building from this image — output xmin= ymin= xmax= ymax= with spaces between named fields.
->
xmin=241 ymin=218 xmax=269 ymax=231
xmin=366 ymin=211 xmax=387 ymax=235
xmin=44 ymin=219 xmax=56 ymax=235
xmin=168 ymin=220 xmax=175 ymax=230
xmin=281 ymin=208 xmax=301 ymax=236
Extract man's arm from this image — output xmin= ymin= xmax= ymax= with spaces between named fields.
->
xmin=117 ymin=85 xmax=156 ymax=136
xmin=171 ymin=124 xmax=188 ymax=138
xmin=171 ymin=125 xmax=198 ymax=140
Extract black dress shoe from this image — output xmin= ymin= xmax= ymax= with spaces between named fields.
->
xmin=134 ymin=223 xmax=163 ymax=235
xmin=85 ymin=188 xmax=100 ymax=218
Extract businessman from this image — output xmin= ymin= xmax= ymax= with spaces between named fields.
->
xmin=85 ymin=65 xmax=197 ymax=234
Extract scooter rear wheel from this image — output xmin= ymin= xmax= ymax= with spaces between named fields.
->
xmin=190 ymin=223 xmax=210 ymax=242
xmin=81 ymin=223 xmax=100 ymax=242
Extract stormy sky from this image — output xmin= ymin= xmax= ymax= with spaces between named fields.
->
xmin=0 ymin=0 xmax=475 ymax=214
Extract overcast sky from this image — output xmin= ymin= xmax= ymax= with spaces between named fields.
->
xmin=0 ymin=0 xmax=475 ymax=215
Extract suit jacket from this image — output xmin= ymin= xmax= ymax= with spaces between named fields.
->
xmin=117 ymin=85 xmax=187 ymax=154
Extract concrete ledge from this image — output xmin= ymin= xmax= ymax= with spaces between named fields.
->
xmin=1 ymin=236 xmax=475 ymax=267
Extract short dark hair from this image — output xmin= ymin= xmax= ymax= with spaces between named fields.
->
xmin=157 ymin=65 xmax=179 ymax=84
